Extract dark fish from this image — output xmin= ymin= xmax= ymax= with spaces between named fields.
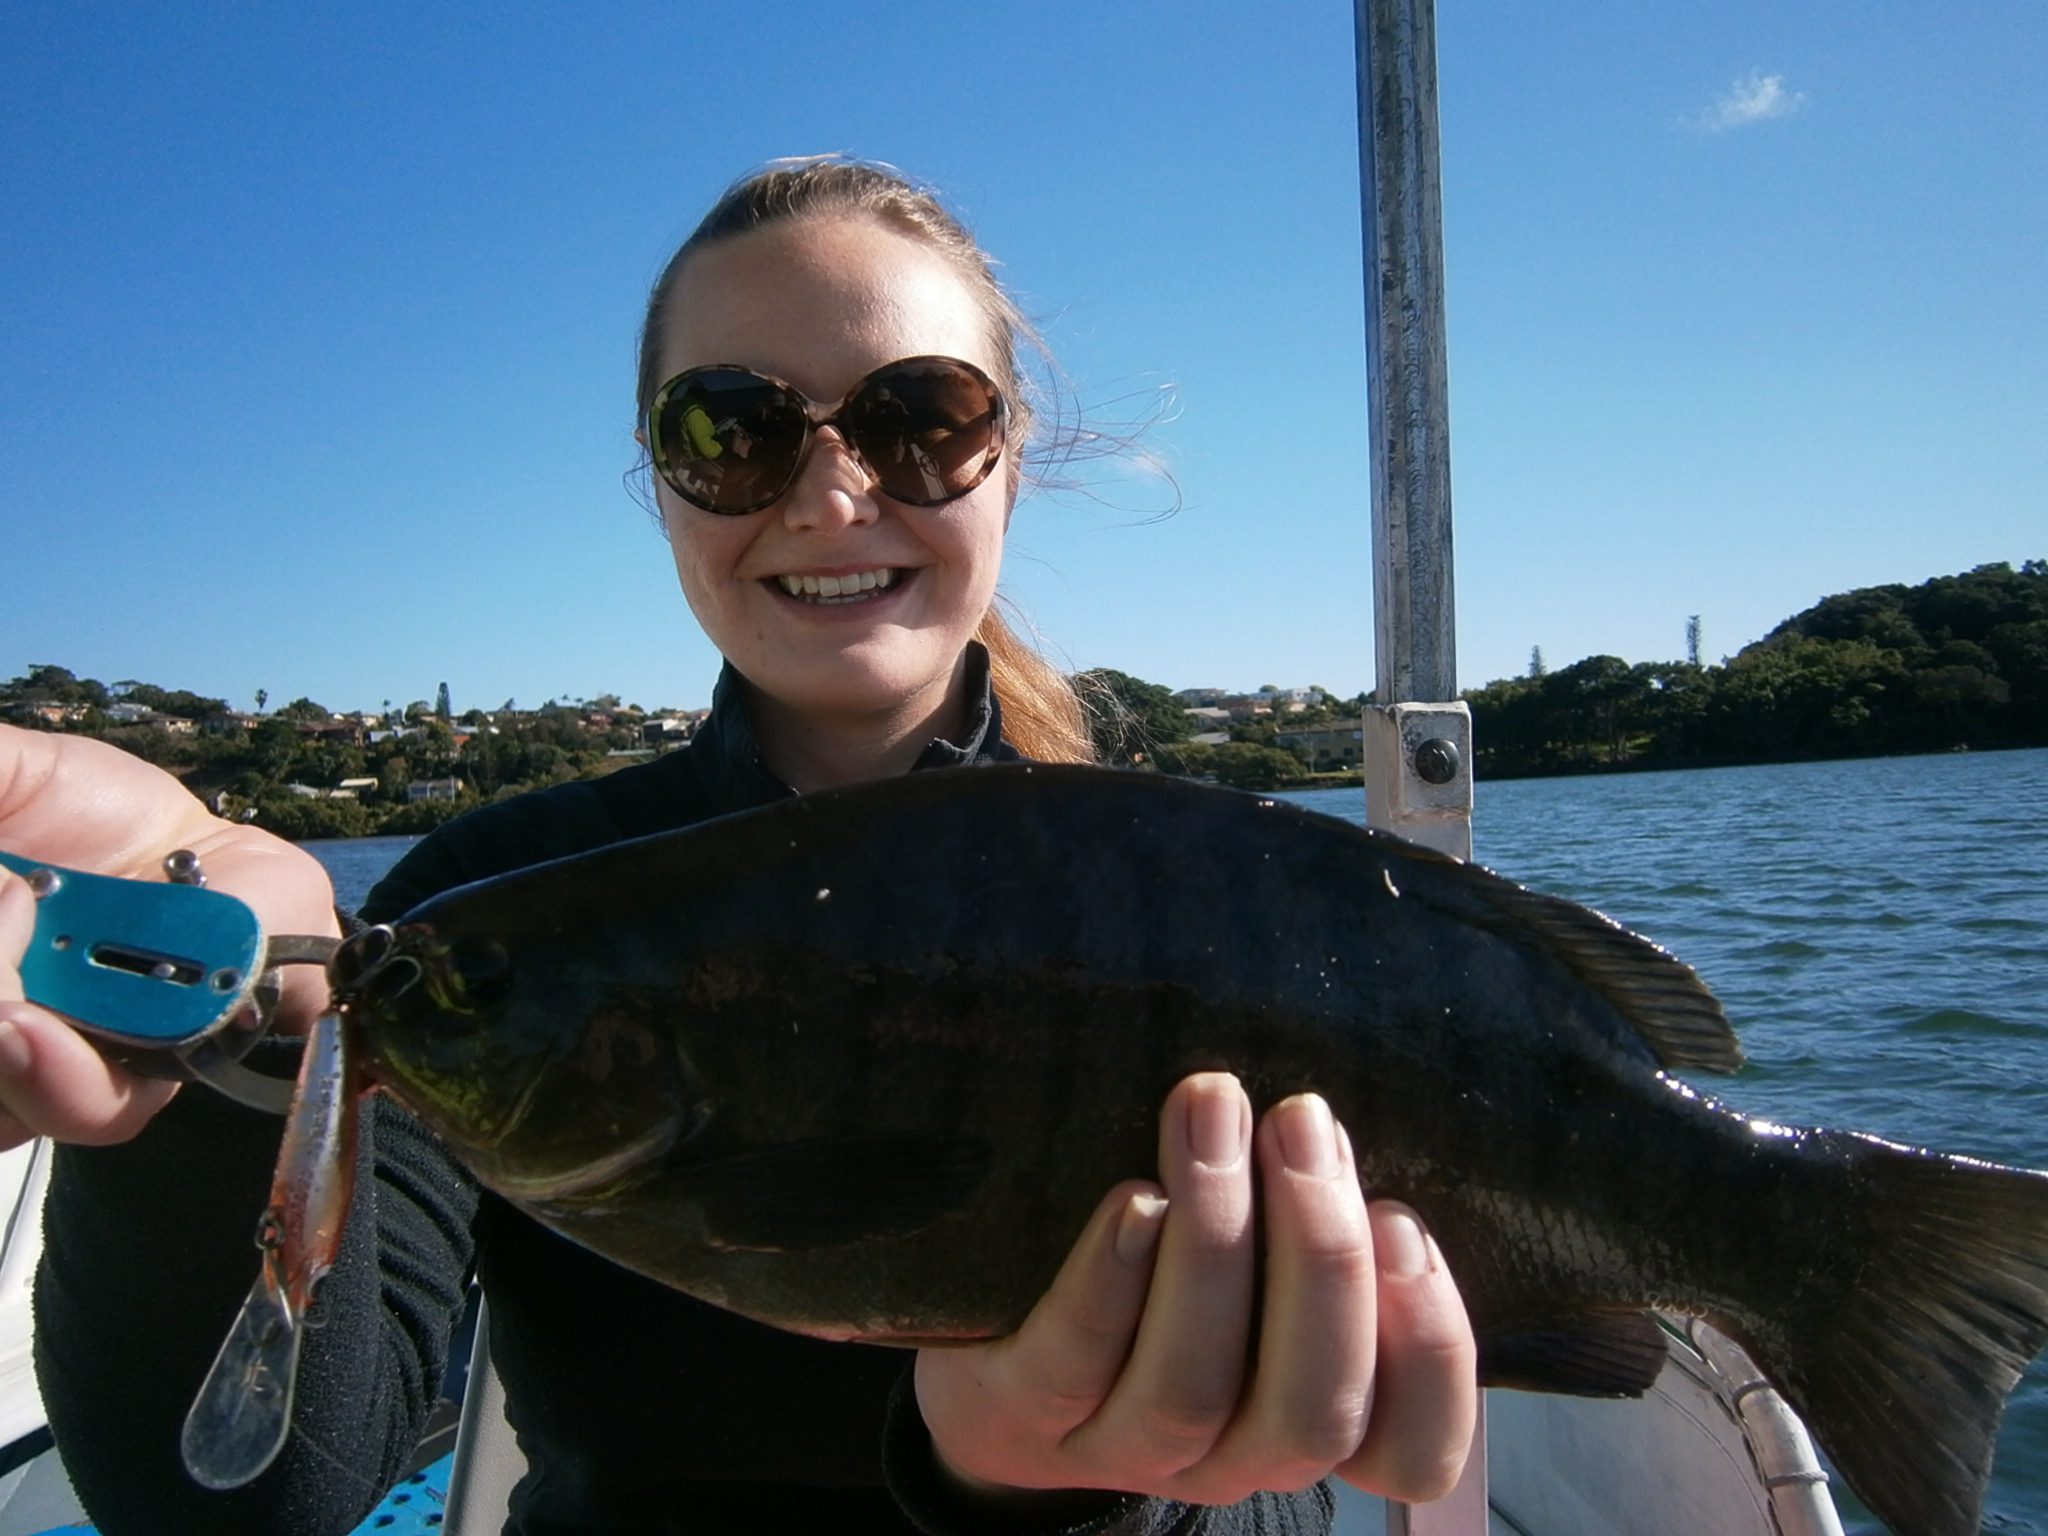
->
xmin=332 ymin=764 xmax=2048 ymax=1536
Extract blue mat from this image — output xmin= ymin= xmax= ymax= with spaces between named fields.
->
xmin=24 ymin=1452 xmax=453 ymax=1536
xmin=344 ymin=1453 xmax=452 ymax=1535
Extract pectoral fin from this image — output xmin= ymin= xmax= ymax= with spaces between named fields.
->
xmin=689 ymin=1134 xmax=994 ymax=1252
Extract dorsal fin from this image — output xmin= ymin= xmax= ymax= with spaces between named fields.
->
xmin=1479 ymin=873 xmax=1740 ymax=1071
xmin=1370 ymin=830 xmax=1743 ymax=1073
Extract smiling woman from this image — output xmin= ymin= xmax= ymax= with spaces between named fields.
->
xmin=634 ymin=159 xmax=1097 ymax=784
xmin=644 ymin=214 xmax=1021 ymax=787
xmin=7 ymin=155 xmax=1480 ymax=1536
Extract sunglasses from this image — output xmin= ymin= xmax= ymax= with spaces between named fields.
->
xmin=646 ymin=355 xmax=1011 ymax=515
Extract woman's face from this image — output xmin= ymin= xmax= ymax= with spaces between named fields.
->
xmin=651 ymin=216 xmax=1011 ymax=730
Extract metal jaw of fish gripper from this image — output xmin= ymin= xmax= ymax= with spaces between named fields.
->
xmin=2 ymin=845 xmax=344 ymax=1115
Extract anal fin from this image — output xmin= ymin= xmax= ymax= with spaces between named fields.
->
xmin=1478 ymin=1310 xmax=1671 ymax=1397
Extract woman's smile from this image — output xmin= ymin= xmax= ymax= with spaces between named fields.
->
xmin=770 ymin=566 xmax=904 ymax=604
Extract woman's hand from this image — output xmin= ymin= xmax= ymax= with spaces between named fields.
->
xmin=0 ymin=724 xmax=339 ymax=1149
xmin=914 ymin=1071 xmax=1476 ymax=1509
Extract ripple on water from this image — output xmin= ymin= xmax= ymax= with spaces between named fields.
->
xmin=1893 ymin=1005 xmax=2040 ymax=1039
xmin=1735 ymin=937 xmax=1826 ymax=961
xmin=1654 ymin=880 xmax=1720 ymax=899
xmin=1954 ymin=915 xmax=2048 ymax=935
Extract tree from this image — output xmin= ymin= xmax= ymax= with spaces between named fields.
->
xmin=277 ymin=697 xmax=331 ymax=722
xmin=436 ymin=682 xmax=452 ymax=721
xmin=1708 ymin=637 xmax=1906 ymax=758
xmin=1544 ymin=654 xmax=1642 ymax=763
xmin=1985 ymin=619 xmax=2048 ymax=722
xmin=1685 ymin=616 xmax=1701 ymax=668
xmin=113 ymin=682 xmax=229 ymax=721
xmin=6 ymin=665 xmax=109 ymax=707
xmin=255 ymin=688 xmax=268 ymax=714
xmin=246 ymin=718 xmax=303 ymax=786
xmin=1527 ymin=647 xmax=1546 ymax=679
xmin=1909 ymin=664 xmax=2009 ymax=746
xmin=1153 ymin=741 xmax=1307 ymax=791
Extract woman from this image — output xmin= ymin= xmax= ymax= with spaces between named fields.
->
xmin=1 ymin=159 xmax=1475 ymax=1534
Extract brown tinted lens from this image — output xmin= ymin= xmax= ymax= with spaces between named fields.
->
xmin=845 ymin=360 xmax=1002 ymax=505
xmin=653 ymin=369 xmax=808 ymax=513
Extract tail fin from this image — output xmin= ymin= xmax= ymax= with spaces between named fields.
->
xmin=1742 ymin=1133 xmax=2048 ymax=1536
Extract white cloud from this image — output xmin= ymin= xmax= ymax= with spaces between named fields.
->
xmin=1693 ymin=70 xmax=1806 ymax=133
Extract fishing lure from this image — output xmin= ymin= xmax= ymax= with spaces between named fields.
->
xmin=2 ymin=847 xmax=350 ymax=1488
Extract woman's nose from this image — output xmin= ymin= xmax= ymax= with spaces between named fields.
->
xmin=781 ymin=426 xmax=881 ymax=531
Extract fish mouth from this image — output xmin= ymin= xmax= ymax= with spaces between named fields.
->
xmin=770 ymin=568 xmax=903 ymax=605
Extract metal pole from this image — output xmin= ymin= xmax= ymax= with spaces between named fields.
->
xmin=1355 ymin=2 xmax=1483 ymax=1531
xmin=1358 ymin=0 xmax=1455 ymax=707
xmin=1356 ymin=0 xmax=1472 ymax=866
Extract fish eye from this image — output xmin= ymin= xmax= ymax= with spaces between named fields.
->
xmin=441 ymin=936 xmax=513 ymax=1012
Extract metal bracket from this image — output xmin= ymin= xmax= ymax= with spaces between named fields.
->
xmin=1364 ymin=702 xmax=1473 ymax=860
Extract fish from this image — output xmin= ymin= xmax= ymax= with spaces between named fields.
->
xmin=328 ymin=762 xmax=2048 ymax=1536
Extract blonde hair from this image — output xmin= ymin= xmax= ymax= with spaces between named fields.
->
xmin=977 ymin=605 xmax=1095 ymax=763
xmin=637 ymin=156 xmax=1097 ymax=764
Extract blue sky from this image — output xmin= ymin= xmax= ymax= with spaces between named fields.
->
xmin=5 ymin=1 xmax=2041 ymax=715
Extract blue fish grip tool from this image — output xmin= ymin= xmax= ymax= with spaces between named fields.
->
xmin=0 ymin=848 xmax=336 ymax=1113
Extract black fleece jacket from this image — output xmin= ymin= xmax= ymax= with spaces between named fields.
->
xmin=35 ymin=651 xmax=1335 ymax=1535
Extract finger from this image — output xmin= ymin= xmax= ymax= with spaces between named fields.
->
xmin=0 ymin=726 xmax=220 ymax=874
xmin=1336 ymin=1201 xmax=1477 ymax=1503
xmin=0 ymin=1002 xmax=179 ymax=1147
xmin=915 ymin=1179 xmax=1167 ymax=1490
xmin=147 ymin=829 xmax=341 ymax=1029
xmin=997 ymin=1181 xmax=1171 ymax=1426
xmin=1072 ymin=1072 xmax=1256 ymax=1481
xmin=0 ymin=869 xmax=35 ymax=993
xmin=1192 ymin=1095 xmax=1377 ymax=1500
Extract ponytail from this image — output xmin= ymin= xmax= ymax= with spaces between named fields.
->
xmin=977 ymin=603 xmax=1097 ymax=765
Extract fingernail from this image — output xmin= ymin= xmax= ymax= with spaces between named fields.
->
xmin=1275 ymin=1094 xmax=1339 ymax=1177
xmin=1376 ymin=1204 xmax=1434 ymax=1277
xmin=0 ymin=1017 xmax=32 ymax=1079
xmin=1115 ymin=1192 xmax=1169 ymax=1265
xmin=1188 ymin=1077 xmax=1246 ymax=1168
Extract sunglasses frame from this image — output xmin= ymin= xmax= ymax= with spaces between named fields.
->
xmin=646 ymin=354 xmax=1011 ymax=516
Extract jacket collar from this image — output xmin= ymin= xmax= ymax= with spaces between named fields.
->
xmin=694 ymin=642 xmax=1013 ymax=808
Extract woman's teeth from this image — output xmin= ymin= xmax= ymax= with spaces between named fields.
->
xmin=775 ymin=569 xmax=899 ymax=604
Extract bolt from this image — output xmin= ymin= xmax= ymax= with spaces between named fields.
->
xmin=25 ymin=868 xmax=60 ymax=900
xmin=1413 ymin=737 xmax=1461 ymax=785
xmin=163 ymin=849 xmax=206 ymax=887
